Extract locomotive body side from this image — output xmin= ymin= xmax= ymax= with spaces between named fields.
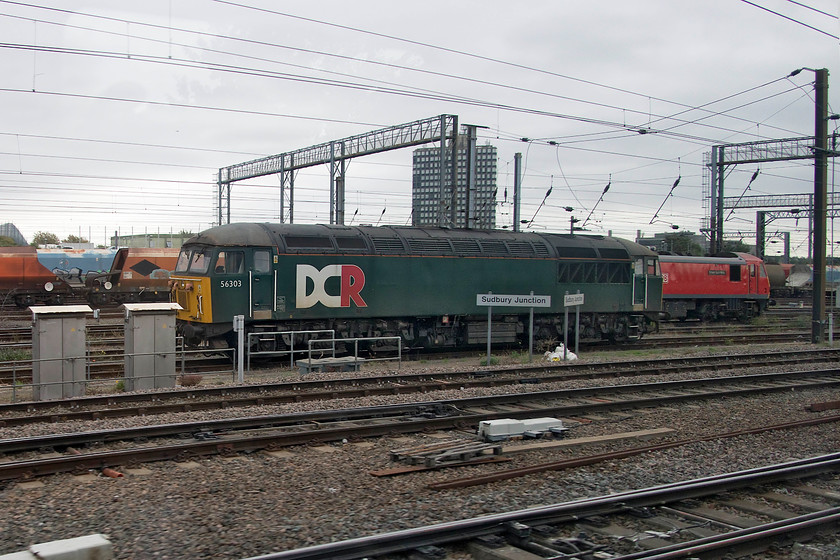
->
xmin=172 ymin=224 xmax=662 ymax=351
xmin=660 ymin=252 xmax=770 ymax=321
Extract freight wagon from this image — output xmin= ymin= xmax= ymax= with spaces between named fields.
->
xmin=86 ymin=248 xmax=179 ymax=306
xmin=0 ymin=247 xmax=117 ymax=308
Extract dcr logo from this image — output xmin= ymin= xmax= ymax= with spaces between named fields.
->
xmin=296 ymin=264 xmax=367 ymax=309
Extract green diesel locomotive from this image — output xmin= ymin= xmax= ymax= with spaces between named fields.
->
xmin=171 ymin=223 xmax=663 ymax=351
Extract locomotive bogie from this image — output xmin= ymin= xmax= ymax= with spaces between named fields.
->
xmin=172 ymin=223 xmax=664 ymax=353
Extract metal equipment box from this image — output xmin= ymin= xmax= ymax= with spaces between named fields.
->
xmin=478 ymin=417 xmax=565 ymax=442
xmin=30 ymin=305 xmax=92 ymax=401
xmin=122 ymin=303 xmax=181 ymax=391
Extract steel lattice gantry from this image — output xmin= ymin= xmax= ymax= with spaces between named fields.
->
xmin=216 ymin=114 xmax=459 ymax=226
xmin=722 ymin=193 xmax=840 ymax=260
xmin=707 ymin=135 xmax=833 ymax=255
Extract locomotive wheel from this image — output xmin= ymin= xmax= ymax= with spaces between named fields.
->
xmin=610 ymin=319 xmax=629 ymax=342
xmin=699 ymin=304 xmax=716 ymax=322
xmin=535 ymin=335 xmax=558 ymax=354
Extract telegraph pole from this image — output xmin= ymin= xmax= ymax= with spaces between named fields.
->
xmin=813 ymin=68 xmax=829 ymax=343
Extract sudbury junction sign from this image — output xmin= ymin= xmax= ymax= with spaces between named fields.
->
xmin=476 ymin=292 xmax=552 ymax=363
xmin=476 ymin=294 xmax=551 ymax=307
xmin=476 ymin=290 xmax=585 ymax=364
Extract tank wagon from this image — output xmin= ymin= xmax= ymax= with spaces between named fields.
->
xmin=659 ymin=252 xmax=770 ymax=321
xmin=0 ymin=247 xmax=75 ymax=308
xmin=765 ymin=263 xmax=812 ymax=299
xmin=171 ymin=223 xmax=663 ymax=352
xmin=86 ymin=248 xmax=179 ymax=306
xmin=0 ymin=247 xmax=118 ymax=308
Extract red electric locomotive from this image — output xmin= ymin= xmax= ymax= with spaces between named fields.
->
xmin=659 ymin=252 xmax=770 ymax=321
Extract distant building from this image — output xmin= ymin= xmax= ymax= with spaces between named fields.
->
xmin=636 ymin=230 xmax=709 ymax=254
xmin=110 ymin=232 xmax=193 ymax=249
xmin=412 ymin=137 xmax=497 ymax=229
xmin=0 ymin=223 xmax=27 ymax=246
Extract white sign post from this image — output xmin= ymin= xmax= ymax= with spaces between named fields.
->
xmin=476 ymin=292 xmax=552 ymax=364
xmin=233 ymin=315 xmax=245 ymax=384
xmin=563 ymin=292 xmax=584 ymax=360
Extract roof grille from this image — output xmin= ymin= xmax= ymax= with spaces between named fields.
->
xmin=451 ymin=239 xmax=482 ymax=256
xmin=479 ymin=240 xmax=508 ymax=257
xmin=371 ymin=237 xmax=405 ymax=254
xmin=506 ymin=241 xmax=537 ymax=257
xmin=407 ymin=238 xmax=453 ymax=255
xmin=533 ymin=243 xmax=551 ymax=257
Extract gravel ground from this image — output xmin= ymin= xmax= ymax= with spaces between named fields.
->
xmin=1 ymin=343 xmax=839 ymax=559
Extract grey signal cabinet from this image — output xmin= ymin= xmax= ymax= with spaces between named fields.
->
xmin=30 ymin=305 xmax=92 ymax=401
xmin=121 ymin=303 xmax=182 ymax=391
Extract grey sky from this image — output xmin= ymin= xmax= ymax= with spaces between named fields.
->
xmin=1 ymin=0 xmax=837 ymax=255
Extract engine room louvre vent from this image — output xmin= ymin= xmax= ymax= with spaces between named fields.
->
xmin=451 ymin=239 xmax=482 ymax=256
xmin=598 ymin=248 xmax=630 ymax=260
xmin=335 ymin=237 xmax=368 ymax=251
xmin=506 ymin=241 xmax=537 ymax=257
xmin=555 ymin=246 xmax=598 ymax=259
xmin=407 ymin=238 xmax=453 ymax=255
xmin=478 ymin=240 xmax=508 ymax=256
xmin=284 ymin=236 xmax=334 ymax=250
xmin=371 ymin=237 xmax=405 ymax=254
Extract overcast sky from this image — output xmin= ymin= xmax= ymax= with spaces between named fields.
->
xmin=1 ymin=0 xmax=838 ymax=255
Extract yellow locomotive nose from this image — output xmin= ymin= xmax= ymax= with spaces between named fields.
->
xmin=172 ymin=276 xmax=213 ymax=324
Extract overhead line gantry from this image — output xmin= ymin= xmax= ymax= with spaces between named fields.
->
xmin=216 ymin=114 xmax=459 ymax=227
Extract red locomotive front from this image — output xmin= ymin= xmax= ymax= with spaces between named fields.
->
xmin=659 ymin=252 xmax=769 ymax=321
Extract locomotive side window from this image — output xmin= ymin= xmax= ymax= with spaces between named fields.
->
xmin=729 ymin=265 xmax=741 ymax=282
xmin=559 ymin=261 xmax=631 ymax=284
xmin=254 ymin=250 xmax=271 ymax=273
xmin=215 ymin=250 xmax=244 ymax=274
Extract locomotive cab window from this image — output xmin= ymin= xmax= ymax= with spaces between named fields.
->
xmin=729 ymin=265 xmax=741 ymax=282
xmin=175 ymin=250 xmax=192 ymax=273
xmin=187 ymin=249 xmax=210 ymax=274
xmin=215 ymin=250 xmax=244 ymax=274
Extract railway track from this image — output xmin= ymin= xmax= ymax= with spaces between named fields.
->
xmin=0 ymin=320 xmax=836 ymax=387
xmin=2 ymin=367 xmax=839 ymax=481
xmin=2 ymin=346 xmax=839 ymax=424
xmin=249 ymin=455 xmax=840 ymax=560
